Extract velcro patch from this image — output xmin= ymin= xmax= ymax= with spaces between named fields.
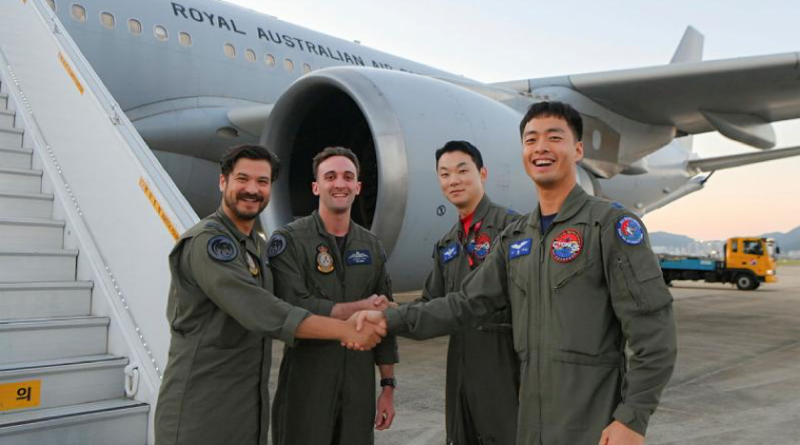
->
xmin=207 ymin=235 xmax=238 ymax=262
xmin=617 ymin=216 xmax=644 ymax=245
xmin=346 ymin=250 xmax=372 ymax=266
xmin=551 ymin=229 xmax=582 ymax=263
xmin=441 ymin=243 xmax=459 ymax=264
xmin=267 ymin=233 xmax=287 ymax=258
xmin=508 ymin=238 xmax=532 ymax=260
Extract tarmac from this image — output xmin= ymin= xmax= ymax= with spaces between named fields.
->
xmin=270 ymin=265 xmax=800 ymax=444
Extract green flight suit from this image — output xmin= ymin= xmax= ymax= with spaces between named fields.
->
xmin=268 ymin=211 xmax=399 ymax=445
xmin=386 ymin=185 xmax=677 ymax=445
xmin=419 ymin=195 xmax=521 ymax=445
xmin=155 ymin=209 xmax=309 ymax=445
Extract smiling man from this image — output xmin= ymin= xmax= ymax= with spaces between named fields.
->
xmin=268 ymin=146 xmax=398 ymax=445
xmin=155 ymin=145 xmax=386 ymax=445
xmin=355 ymin=102 xmax=678 ymax=445
xmin=418 ymin=140 xmax=520 ymax=445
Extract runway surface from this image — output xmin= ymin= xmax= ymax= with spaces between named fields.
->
xmin=271 ymin=265 xmax=800 ymax=444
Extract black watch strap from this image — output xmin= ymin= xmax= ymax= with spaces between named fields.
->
xmin=380 ymin=377 xmax=397 ymax=388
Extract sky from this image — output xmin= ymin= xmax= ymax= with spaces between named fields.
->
xmin=229 ymin=0 xmax=800 ymax=241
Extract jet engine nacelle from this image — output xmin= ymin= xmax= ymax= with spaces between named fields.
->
xmin=261 ymin=67 xmax=595 ymax=290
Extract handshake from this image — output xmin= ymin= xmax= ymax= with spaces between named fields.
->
xmin=340 ymin=294 xmax=395 ymax=351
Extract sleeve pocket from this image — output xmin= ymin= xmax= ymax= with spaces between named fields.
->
xmin=619 ymin=253 xmax=672 ymax=314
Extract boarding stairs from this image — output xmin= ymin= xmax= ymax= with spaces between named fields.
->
xmin=0 ymin=81 xmax=149 ymax=443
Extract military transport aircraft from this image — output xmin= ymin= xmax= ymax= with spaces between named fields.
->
xmin=39 ymin=0 xmax=800 ymax=287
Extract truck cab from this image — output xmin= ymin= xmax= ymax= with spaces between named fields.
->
xmin=724 ymin=237 xmax=778 ymax=288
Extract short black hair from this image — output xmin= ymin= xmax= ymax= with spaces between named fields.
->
xmin=519 ymin=101 xmax=583 ymax=142
xmin=220 ymin=144 xmax=281 ymax=181
xmin=312 ymin=146 xmax=361 ymax=179
xmin=434 ymin=140 xmax=484 ymax=170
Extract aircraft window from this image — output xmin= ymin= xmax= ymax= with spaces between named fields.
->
xmin=128 ymin=19 xmax=142 ymax=35
xmin=71 ymin=4 xmax=86 ymax=22
xmin=224 ymin=43 xmax=236 ymax=58
xmin=179 ymin=32 xmax=192 ymax=47
xmin=302 ymin=63 xmax=311 ymax=74
xmin=265 ymin=54 xmax=276 ymax=68
xmin=46 ymin=0 xmax=56 ymax=11
xmin=284 ymin=58 xmax=294 ymax=72
xmin=154 ymin=25 xmax=168 ymax=42
xmin=245 ymin=49 xmax=257 ymax=63
xmin=100 ymin=12 xmax=115 ymax=29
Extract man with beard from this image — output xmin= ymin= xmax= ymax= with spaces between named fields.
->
xmin=155 ymin=144 xmax=387 ymax=445
xmin=269 ymin=146 xmax=398 ymax=445
xmin=419 ymin=140 xmax=520 ymax=445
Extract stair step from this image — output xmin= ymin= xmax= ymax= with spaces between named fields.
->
xmin=0 ymin=191 xmax=53 ymax=219
xmin=0 ymin=399 xmax=148 ymax=445
xmin=0 ymin=316 xmax=108 ymax=364
xmin=0 ymin=355 xmax=126 ymax=412
xmin=0 ymin=167 xmax=42 ymax=194
xmin=0 ymin=146 xmax=32 ymax=170
xmin=0 ymin=217 xmax=64 ymax=250
xmin=0 ymin=127 xmax=23 ymax=149
xmin=0 ymin=249 xmax=77 ymax=283
xmin=0 ymin=282 xmax=92 ymax=320
xmin=0 ymin=110 xmax=14 ymax=128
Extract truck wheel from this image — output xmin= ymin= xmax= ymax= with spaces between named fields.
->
xmin=735 ymin=274 xmax=757 ymax=291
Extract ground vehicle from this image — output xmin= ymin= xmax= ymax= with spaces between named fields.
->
xmin=659 ymin=237 xmax=778 ymax=290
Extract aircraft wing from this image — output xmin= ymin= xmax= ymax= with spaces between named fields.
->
xmin=496 ymin=52 xmax=800 ymax=148
xmin=687 ymin=145 xmax=800 ymax=172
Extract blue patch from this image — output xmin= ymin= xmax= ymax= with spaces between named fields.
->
xmin=441 ymin=243 xmax=460 ymax=264
xmin=346 ymin=250 xmax=372 ymax=266
xmin=507 ymin=208 xmax=520 ymax=216
xmin=267 ymin=233 xmax=287 ymax=258
xmin=616 ymin=216 xmax=644 ymax=245
xmin=207 ymin=235 xmax=238 ymax=262
xmin=611 ymin=202 xmax=626 ymax=210
xmin=508 ymin=238 xmax=532 ymax=260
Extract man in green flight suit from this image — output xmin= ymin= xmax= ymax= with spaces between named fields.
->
xmin=268 ymin=146 xmax=399 ymax=445
xmin=154 ymin=145 xmax=387 ymax=445
xmin=355 ymin=102 xmax=678 ymax=445
xmin=420 ymin=140 xmax=520 ymax=445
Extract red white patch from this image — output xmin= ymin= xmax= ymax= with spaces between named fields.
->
xmin=551 ymin=229 xmax=583 ymax=263
xmin=473 ymin=233 xmax=492 ymax=259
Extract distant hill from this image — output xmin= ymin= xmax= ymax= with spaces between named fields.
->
xmin=650 ymin=224 xmax=800 ymax=257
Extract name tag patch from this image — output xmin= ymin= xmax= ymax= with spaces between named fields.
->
xmin=441 ymin=243 xmax=459 ymax=263
xmin=346 ymin=250 xmax=372 ymax=265
xmin=509 ymin=238 xmax=532 ymax=260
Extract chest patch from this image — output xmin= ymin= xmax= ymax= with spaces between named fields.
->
xmin=473 ymin=233 xmax=492 ymax=259
xmin=551 ymin=229 xmax=583 ymax=263
xmin=617 ymin=216 xmax=644 ymax=245
xmin=508 ymin=238 xmax=532 ymax=260
xmin=346 ymin=250 xmax=372 ymax=266
xmin=207 ymin=235 xmax=238 ymax=262
xmin=441 ymin=243 xmax=459 ymax=264
xmin=316 ymin=244 xmax=335 ymax=274
xmin=267 ymin=233 xmax=287 ymax=258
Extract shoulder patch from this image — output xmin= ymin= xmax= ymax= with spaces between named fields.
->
xmin=267 ymin=233 xmax=288 ymax=258
xmin=207 ymin=235 xmax=238 ymax=262
xmin=611 ymin=202 xmax=626 ymax=210
xmin=204 ymin=221 xmax=226 ymax=232
xmin=509 ymin=238 xmax=533 ymax=260
xmin=616 ymin=216 xmax=644 ymax=245
xmin=506 ymin=208 xmax=520 ymax=216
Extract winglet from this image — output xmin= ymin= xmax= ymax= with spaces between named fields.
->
xmin=670 ymin=26 xmax=704 ymax=64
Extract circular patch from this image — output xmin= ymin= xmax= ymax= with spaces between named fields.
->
xmin=267 ymin=233 xmax=287 ymax=258
xmin=617 ymin=216 xmax=644 ymax=245
xmin=207 ymin=235 xmax=238 ymax=262
xmin=473 ymin=233 xmax=492 ymax=259
xmin=551 ymin=229 xmax=582 ymax=263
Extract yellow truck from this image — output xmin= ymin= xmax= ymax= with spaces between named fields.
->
xmin=659 ymin=237 xmax=778 ymax=290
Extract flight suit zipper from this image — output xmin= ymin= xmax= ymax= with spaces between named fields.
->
xmin=536 ymin=229 xmax=548 ymax=433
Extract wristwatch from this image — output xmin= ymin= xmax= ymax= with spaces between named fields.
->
xmin=380 ymin=377 xmax=397 ymax=388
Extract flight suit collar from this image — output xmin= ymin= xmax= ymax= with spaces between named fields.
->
xmin=214 ymin=208 xmax=261 ymax=256
xmin=311 ymin=209 xmax=353 ymax=239
xmin=527 ymin=185 xmax=589 ymax=231
xmin=443 ymin=194 xmax=493 ymax=244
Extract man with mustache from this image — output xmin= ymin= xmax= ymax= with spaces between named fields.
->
xmin=268 ymin=146 xmax=398 ymax=445
xmin=155 ymin=145 xmax=386 ymax=445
